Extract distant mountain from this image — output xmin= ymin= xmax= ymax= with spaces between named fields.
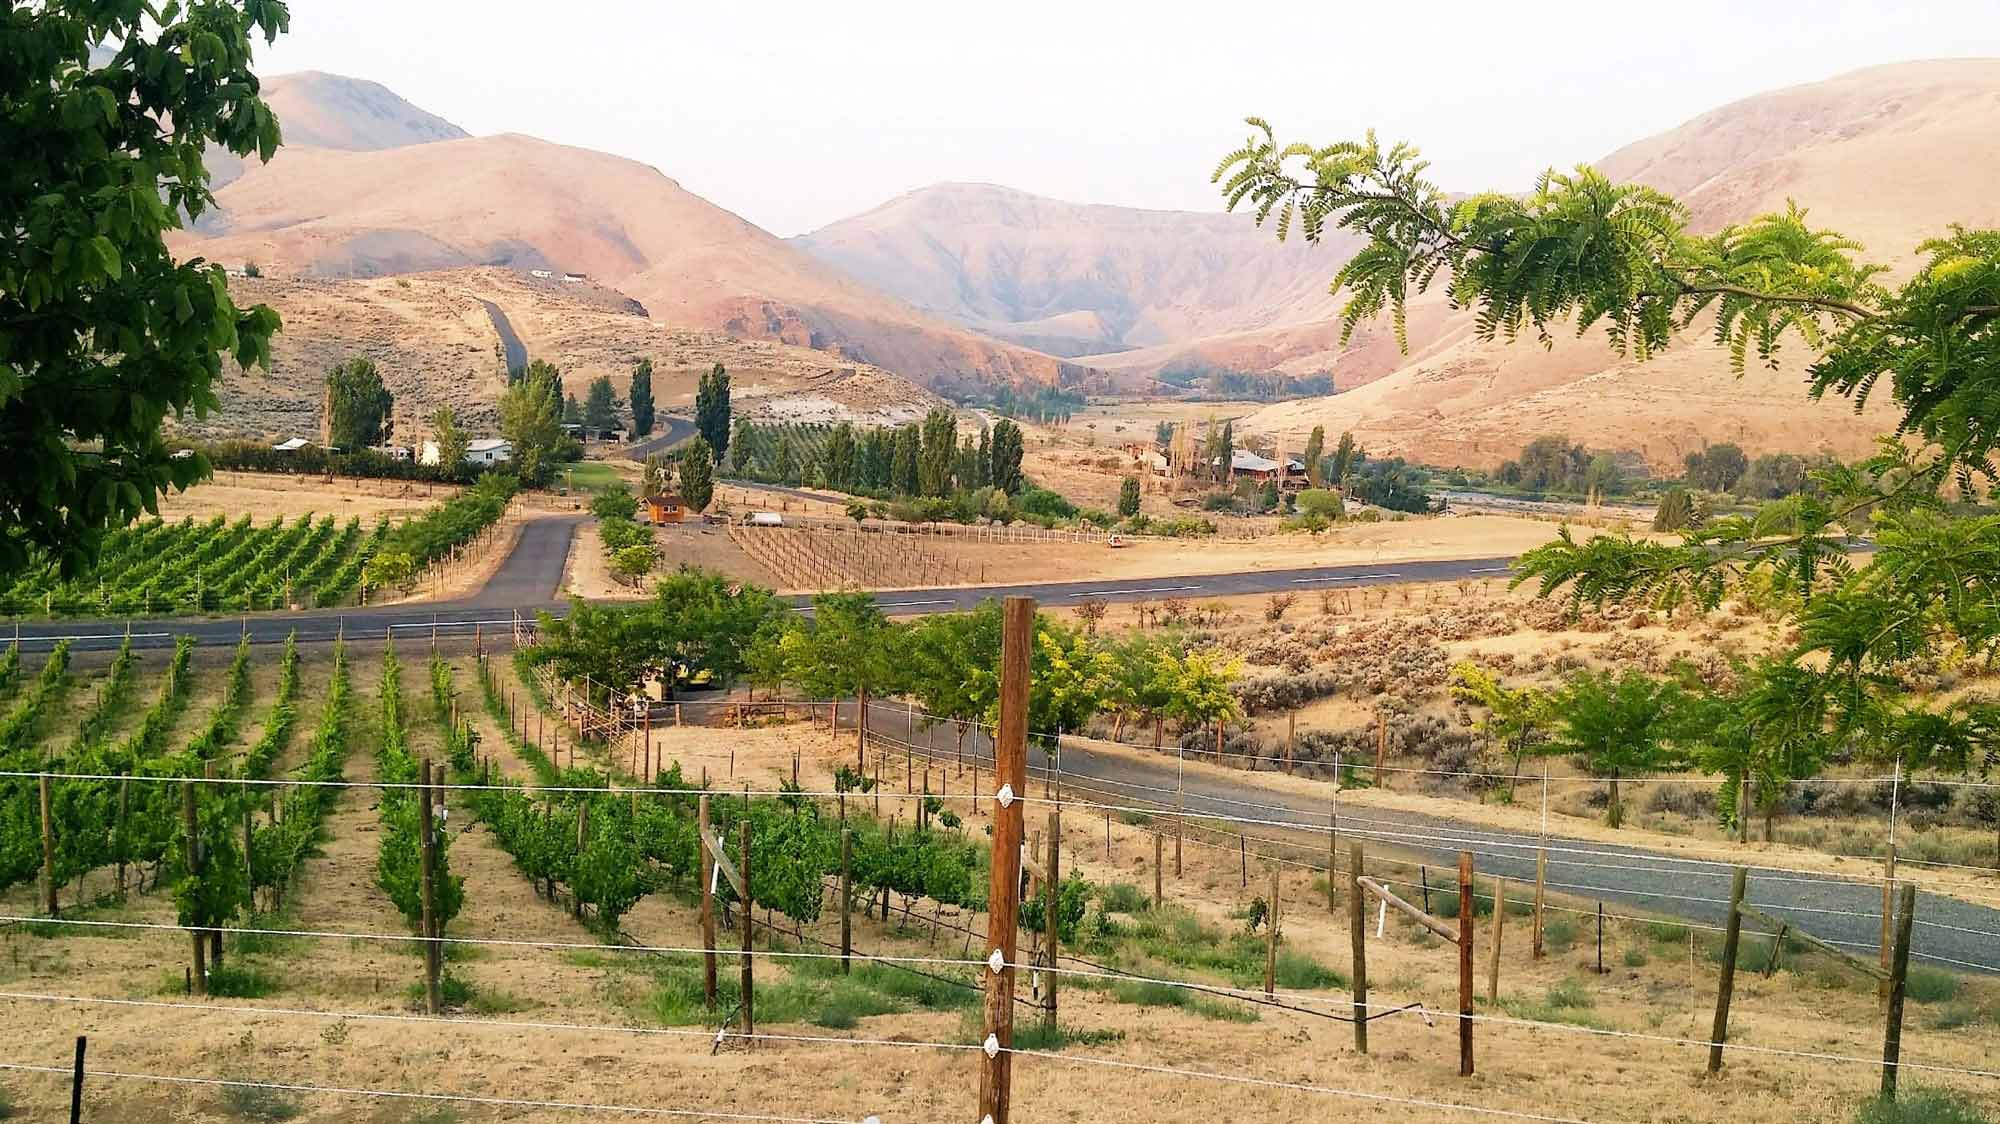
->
xmin=181 ymin=268 xmax=948 ymax=441
xmin=203 ymin=71 xmax=467 ymax=193
xmin=794 ymin=182 xmax=1352 ymax=361
xmin=171 ymin=78 xmax=1089 ymax=398
xmin=1230 ymin=59 xmax=2000 ymax=472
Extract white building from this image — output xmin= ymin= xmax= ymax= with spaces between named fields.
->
xmin=418 ymin=437 xmax=513 ymax=467
xmin=271 ymin=437 xmax=312 ymax=453
xmin=372 ymin=445 xmax=414 ymax=462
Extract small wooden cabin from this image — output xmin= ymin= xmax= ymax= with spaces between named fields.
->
xmin=645 ymin=493 xmax=685 ymax=525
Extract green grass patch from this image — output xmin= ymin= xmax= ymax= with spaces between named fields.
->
xmin=1542 ymin=917 xmax=1578 ymax=953
xmin=1498 ymin=978 xmax=1605 ymax=1029
xmin=220 ymin=1082 xmax=303 ymax=1122
xmin=1853 ymin=1087 xmax=1992 ymax=1124
xmin=1004 ymin=1021 xmax=1128 ymax=1050
xmin=1098 ymin=882 xmax=1151 ymax=914
xmin=641 ymin=951 xmax=977 ymax=1029
xmin=560 ymin=462 xmax=624 ymax=492
xmin=1906 ymin=967 xmax=1960 ymax=1004
xmin=161 ymin=963 xmax=279 ymax=998
xmin=1645 ymin=920 xmax=1689 ymax=944
xmin=233 ymin=912 xmax=305 ymax=958
xmin=1622 ymin=946 xmax=1649 ymax=968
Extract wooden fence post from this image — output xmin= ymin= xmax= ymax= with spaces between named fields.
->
xmin=1349 ymin=842 xmax=1368 ymax=1054
xmin=1045 ymin=811 xmax=1061 ymax=1033
xmin=1708 ymin=867 xmax=1748 ymax=1074
xmin=203 ymin=763 xmax=221 ymax=968
xmin=417 ymin=759 xmax=442 ymax=1015
xmin=1457 ymin=850 xmax=1474 ymax=1077
xmin=1880 ymin=881 xmax=1917 ymax=1098
xmin=1264 ymin=862 xmax=1280 ymax=999
xmin=1153 ymin=833 xmax=1163 ymax=908
xmin=39 ymin=774 xmax=56 ymax=916
xmin=182 ymin=778 xmax=205 ymax=996
xmin=740 ymin=820 xmax=755 ymax=1042
xmin=699 ymin=795 xmax=717 ymax=1009
xmin=1533 ymin=846 xmax=1547 ymax=960
xmin=840 ymin=828 xmax=854 ymax=975
xmin=978 ymin=596 xmax=1033 ymax=1124
xmin=1880 ymin=843 xmax=1897 ymax=1012
xmin=1487 ymin=876 xmax=1507 ymax=1003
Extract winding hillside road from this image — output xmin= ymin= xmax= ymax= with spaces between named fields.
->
xmin=856 ymin=701 xmax=2000 ymax=977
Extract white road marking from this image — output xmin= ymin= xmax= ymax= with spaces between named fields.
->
xmin=1289 ymin=573 xmax=1402 ymax=584
xmin=1068 ymin=585 xmax=1198 ymax=598
xmin=881 ymin=599 xmax=955 ymax=608
xmin=1467 ymin=566 xmax=1512 ymax=574
xmin=15 ymin=631 xmax=172 ymax=644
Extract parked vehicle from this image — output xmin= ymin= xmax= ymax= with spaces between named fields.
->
xmin=745 ymin=512 xmax=785 ymax=527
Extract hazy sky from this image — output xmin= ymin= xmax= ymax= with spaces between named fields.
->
xmin=261 ymin=1 xmax=2000 ymax=236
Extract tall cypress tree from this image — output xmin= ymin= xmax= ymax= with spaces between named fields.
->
xmin=695 ymin=363 xmax=732 ymax=463
xmin=629 ymin=358 xmax=656 ymax=438
xmin=891 ymin=426 xmax=921 ymax=496
xmin=918 ymin=409 xmax=957 ymax=497
xmin=990 ymin=420 xmax=1024 ymax=494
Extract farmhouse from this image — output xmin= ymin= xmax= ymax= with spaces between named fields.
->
xmin=418 ymin=437 xmax=513 ymax=467
xmin=271 ymin=437 xmax=313 ymax=453
xmin=372 ymin=444 xmax=414 ymax=462
xmin=529 ymin=269 xmax=554 ymax=279
xmin=1216 ymin=450 xmax=1304 ymax=487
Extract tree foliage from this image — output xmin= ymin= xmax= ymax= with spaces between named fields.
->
xmin=583 ymin=375 xmax=621 ymax=432
xmin=1 ymin=0 xmax=288 ymax=580
xmin=695 ymin=363 xmax=731 ymax=462
xmin=324 ymin=357 xmax=392 ymax=449
xmin=499 ymin=363 xmax=564 ymax=485
xmin=628 ymin=357 xmax=655 ymax=438
xmin=679 ymin=436 xmax=714 ymax=512
xmin=1221 ymin=122 xmax=2000 ymax=792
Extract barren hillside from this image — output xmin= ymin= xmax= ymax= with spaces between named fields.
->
xmin=180 ymin=269 xmax=947 ymax=443
xmin=793 ymin=182 xmax=1356 ymax=359
xmin=172 ymin=128 xmax=1089 ymax=398
xmin=201 ymin=70 xmax=468 ymax=196
xmin=1235 ymin=59 xmax=2000 ymax=471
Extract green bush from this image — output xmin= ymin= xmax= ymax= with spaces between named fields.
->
xmin=1906 ymin=967 xmax=1961 ymax=1004
xmin=1098 ymin=882 xmax=1151 ymax=914
xmin=1853 ymin=1088 xmax=1991 ymax=1124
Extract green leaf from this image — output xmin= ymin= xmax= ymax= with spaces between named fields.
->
xmin=88 ymin=235 xmax=122 ymax=280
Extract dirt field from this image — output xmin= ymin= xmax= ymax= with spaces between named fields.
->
xmin=154 ymin=471 xmax=460 ymax=524
xmin=3 ymin=647 xmax=1995 ymax=1124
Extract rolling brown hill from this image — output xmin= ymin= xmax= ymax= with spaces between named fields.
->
xmin=1232 ymin=59 xmax=2000 ymax=472
xmin=792 ymin=182 xmax=1355 ymax=360
xmin=173 ymin=123 xmax=1089 ymax=399
xmin=177 ymin=268 xmax=948 ymax=443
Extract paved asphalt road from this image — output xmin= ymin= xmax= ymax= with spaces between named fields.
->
xmin=623 ymin=417 xmax=698 ymax=461
xmin=854 ymin=701 xmax=2000 ymax=976
xmin=6 ymin=522 xmax=1516 ymax=652
xmin=13 ymin=513 xmax=1995 ymax=974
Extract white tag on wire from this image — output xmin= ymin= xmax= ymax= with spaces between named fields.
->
xmin=1376 ymin=898 xmax=1387 ymax=938
xmin=995 ymin=784 xmax=1015 ymax=808
xmin=982 ymin=1035 xmax=1000 ymax=1059
xmin=987 ymin=948 xmax=1006 ymax=975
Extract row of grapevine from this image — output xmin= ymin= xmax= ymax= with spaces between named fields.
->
xmin=0 ymin=513 xmax=387 ymax=617
xmin=239 ymin=636 xmax=302 ymax=780
xmin=0 ymin=641 xmax=71 ymax=752
xmin=466 ymin=655 xmax=989 ymax=937
xmin=63 ymin=637 xmax=140 ymax=752
xmin=0 ymin=638 xmax=194 ymax=905
xmin=250 ymin=641 xmax=354 ymax=910
xmin=184 ymin=637 xmax=254 ymax=760
xmin=373 ymin=645 xmax=464 ymax=931
xmin=0 ymin=641 xmax=19 ymax=698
